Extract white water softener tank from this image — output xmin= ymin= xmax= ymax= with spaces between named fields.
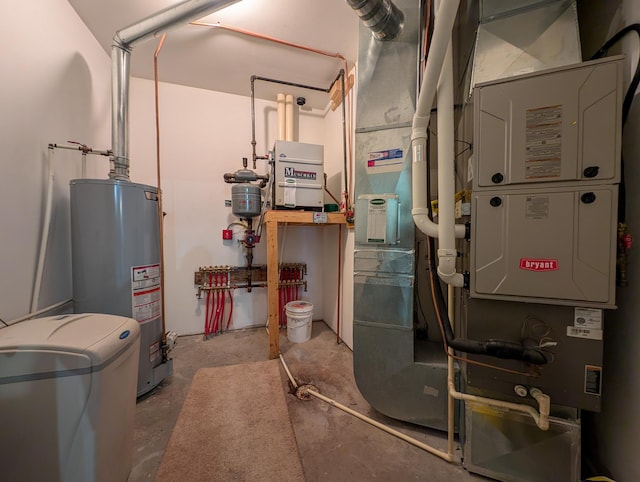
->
xmin=0 ymin=314 xmax=140 ymax=482
xmin=70 ymin=179 xmax=171 ymax=397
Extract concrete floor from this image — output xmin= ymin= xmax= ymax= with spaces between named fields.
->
xmin=130 ymin=322 xmax=487 ymax=481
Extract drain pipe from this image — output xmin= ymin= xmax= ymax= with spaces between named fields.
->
xmin=110 ymin=0 xmax=242 ymax=180
xmin=279 ymin=354 xmax=454 ymax=462
xmin=446 ymin=285 xmax=551 ymax=430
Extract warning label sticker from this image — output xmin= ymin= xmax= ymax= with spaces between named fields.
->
xmin=525 ymin=105 xmax=562 ymax=179
xmin=131 ymin=264 xmax=161 ymax=324
xmin=585 ymin=365 xmax=602 ymax=396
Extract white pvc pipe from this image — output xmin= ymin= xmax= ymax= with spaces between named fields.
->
xmin=436 ymin=38 xmax=464 ymax=287
xmin=277 ymin=93 xmax=286 ymax=141
xmin=307 ymin=388 xmax=453 ymax=461
xmin=278 ymin=354 xmax=453 ymax=462
xmin=445 ymin=286 xmax=550 ymax=431
xmin=411 ymin=0 xmax=464 ymax=240
xmin=10 ymin=298 xmax=73 ymax=325
xmin=31 ymin=149 xmax=55 ymax=313
xmin=285 ymin=94 xmax=294 ymax=141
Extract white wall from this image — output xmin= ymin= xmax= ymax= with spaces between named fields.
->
xmin=0 ymin=0 xmax=111 ymax=322
xmin=128 ymin=77 xmax=352 ymax=338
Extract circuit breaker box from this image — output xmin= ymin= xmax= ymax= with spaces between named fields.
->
xmin=274 ymin=140 xmax=324 ymax=210
xmin=470 ymin=57 xmax=622 ymax=307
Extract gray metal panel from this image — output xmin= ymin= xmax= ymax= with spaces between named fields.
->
xmin=70 ymin=179 xmax=166 ymax=397
xmin=471 ymin=185 xmax=617 ymax=307
xmin=463 ymin=402 xmax=580 ymax=482
xmin=461 ymin=296 xmax=603 ymax=411
xmin=473 ymin=56 xmax=623 ymax=189
xmin=471 ymin=1 xmax=581 ymax=93
xmin=354 ymin=1 xmax=419 ymax=131
xmin=353 ymin=323 xmax=459 ymax=431
xmin=352 ymin=0 xmax=462 ymax=431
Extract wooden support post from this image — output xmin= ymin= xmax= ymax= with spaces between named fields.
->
xmin=266 ymin=216 xmax=280 ymax=359
xmin=264 ymin=210 xmax=348 ymax=359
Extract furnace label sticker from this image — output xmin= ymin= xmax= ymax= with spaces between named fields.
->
xmin=566 ymin=326 xmax=603 ymax=340
xmin=525 ymin=105 xmax=562 ymax=179
xmin=131 ymin=263 xmax=161 ymax=323
xmin=574 ymin=307 xmax=603 ymax=330
xmin=367 ymin=148 xmax=404 ymax=172
xmin=525 ymin=195 xmax=549 ymax=220
xmin=584 ymin=365 xmax=602 ymax=396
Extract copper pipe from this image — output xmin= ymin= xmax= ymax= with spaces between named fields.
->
xmin=190 ymin=20 xmax=355 ymax=212
xmin=154 ymin=33 xmax=168 ymax=351
xmin=337 ymin=224 xmax=343 ymax=344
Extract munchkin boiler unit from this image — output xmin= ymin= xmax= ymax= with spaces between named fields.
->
xmin=274 ymin=140 xmax=324 ymax=210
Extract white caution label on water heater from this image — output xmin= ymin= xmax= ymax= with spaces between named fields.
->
xmin=131 ymin=263 xmax=162 ymax=323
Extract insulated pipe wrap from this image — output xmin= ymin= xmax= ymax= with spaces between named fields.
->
xmin=345 ymin=0 xmax=405 ymax=41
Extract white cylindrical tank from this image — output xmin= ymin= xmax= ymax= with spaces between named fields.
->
xmin=0 ymin=314 xmax=140 ymax=482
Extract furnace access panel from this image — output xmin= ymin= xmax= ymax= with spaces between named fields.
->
xmin=471 ymin=185 xmax=618 ymax=307
xmin=473 ymin=56 xmax=622 ymax=190
xmin=470 ymin=57 xmax=622 ymax=307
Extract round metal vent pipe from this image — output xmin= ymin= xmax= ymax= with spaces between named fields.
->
xmin=345 ymin=0 xmax=405 ymax=41
xmin=110 ymin=0 xmax=242 ymax=180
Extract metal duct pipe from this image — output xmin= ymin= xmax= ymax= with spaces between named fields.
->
xmin=110 ymin=0 xmax=242 ymax=180
xmin=345 ymin=0 xmax=405 ymax=41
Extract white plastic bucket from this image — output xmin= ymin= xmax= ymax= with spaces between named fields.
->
xmin=285 ymin=300 xmax=313 ymax=343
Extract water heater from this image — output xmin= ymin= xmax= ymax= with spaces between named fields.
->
xmin=70 ymin=179 xmax=172 ymax=397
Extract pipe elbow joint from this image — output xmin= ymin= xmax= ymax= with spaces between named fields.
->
xmin=529 ymin=387 xmax=550 ymax=430
xmin=437 ymin=271 xmax=465 ymax=288
xmin=411 ymin=126 xmax=429 ymax=143
xmin=437 ymin=255 xmax=464 ymax=287
xmin=412 ymin=212 xmax=438 ymax=238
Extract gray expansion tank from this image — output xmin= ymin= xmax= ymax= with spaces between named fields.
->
xmin=70 ymin=179 xmax=171 ymax=397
